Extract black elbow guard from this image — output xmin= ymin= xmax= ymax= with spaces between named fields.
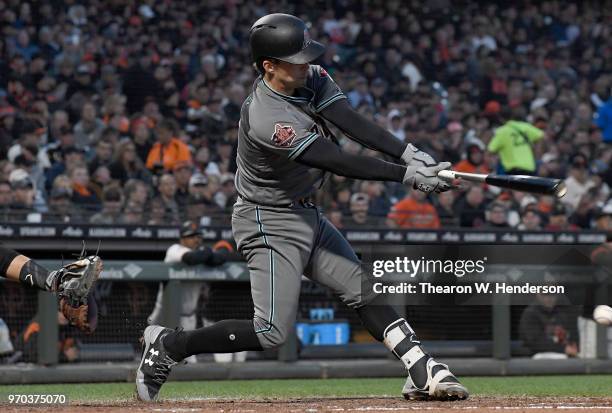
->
xmin=181 ymin=249 xmax=212 ymax=266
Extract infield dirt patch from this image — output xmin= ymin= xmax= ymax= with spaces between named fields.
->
xmin=3 ymin=396 xmax=612 ymax=412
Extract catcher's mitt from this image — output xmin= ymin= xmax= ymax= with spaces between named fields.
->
xmin=54 ymin=254 xmax=103 ymax=333
xmin=59 ymin=292 xmax=98 ymax=334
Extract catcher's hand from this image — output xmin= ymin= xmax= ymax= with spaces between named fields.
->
xmin=59 ymin=293 xmax=98 ymax=333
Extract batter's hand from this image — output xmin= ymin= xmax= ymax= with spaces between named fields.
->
xmin=403 ymin=162 xmax=453 ymax=194
xmin=401 ymin=143 xmax=437 ymax=167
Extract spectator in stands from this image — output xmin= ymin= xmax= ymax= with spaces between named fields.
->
xmin=73 ymin=101 xmax=105 ymax=150
xmin=87 ymin=137 xmax=114 ymax=175
xmin=172 ymin=161 xmax=193 ymax=212
xmin=519 ymin=292 xmax=579 ymax=357
xmin=197 ymin=91 xmax=227 ymax=143
xmin=216 ymin=140 xmax=235 ymax=175
xmin=518 ymin=205 xmax=543 ymax=231
xmin=146 ymin=119 xmax=192 ymax=173
xmin=386 ymin=109 xmax=405 ymax=142
xmin=46 ymin=145 xmax=85 ymax=190
xmin=484 ymin=202 xmax=511 ymax=228
xmin=387 ymin=190 xmax=440 ymax=229
xmin=69 ymin=164 xmax=100 ymax=213
xmin=188 ymin=173 xmax=208 ymax=202
xmin=14 ymin=155 xmax=44 ymax=207
xmin=189 ymin=174 xmax=221 ymax=217
xmin=193 ymin=146 xmax=220 ymax=177
xmin=108 ymin=139 xmax=151 ymax=185
xmin=454 ymin=138 xmax=489 ymax=175
xmin=347 ymin=76 xmax=373 ymax=108
xmin=456 ymin=186 xmax=487 ymax=227
xmin=562 ymin=154 xmax=596 ymax=210
xmin=569 ymin=190 xmax=599 ymax=229
xmin=8 ymin=169 xmax=40 ymax=222
xmin=214 ymin=173 xmax=237 ymax=210
xmin=345 ymin=193 xmax=371 ymax=228
xmin=360 ymin=181 xmax=391 ymax=217
xmin=131 ymin=117 xmax=153 ymax=164
xmin=147 ymin=198 xmax=167 ymax=226
xmin=545 ymin=203 xmax=579 ymax=231
xmin=538 ymin=153 xmax=565 ymax=179
xmin=44 ymin=187 xmax=76 ymax=223
xmin=442 ymin=122 xmax=465 ymax=165
xmin=593 ymin=201 xmax=612 ymax=231
xmin=435 ymin=191 xmax=459 ymax=228
xmin=123 ymin=179 xmax=150 ymax=209
xmin=7 ymin=120 xmax=43 ymax=163
xmin=155 ymin=173 xmax=180 ymax=225
xmin=90 ymin=186 xmax=124 ymax=224
xmin=487 ymin=109 xmax=544 ymax=175
xmin=0 ymin=106 xmax=17 ymax=159
xmin=121 ymin=200 xmax=145 ymax=224
xmin=41 ymin=125 xmax=74 ymax=171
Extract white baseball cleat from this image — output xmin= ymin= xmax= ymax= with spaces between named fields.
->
xmin=402 ymin=358 xmax=469 ymax=401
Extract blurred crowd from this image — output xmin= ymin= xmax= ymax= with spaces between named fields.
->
xmin=0 ymin=0 xmax=611 ymax=231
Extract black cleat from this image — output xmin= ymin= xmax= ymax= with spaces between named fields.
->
xmin=136 ymin=325 xmax=183 ymax=401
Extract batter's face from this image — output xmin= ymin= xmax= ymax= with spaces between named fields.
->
xmin=264 ymin=59 xmax=309 ymax=91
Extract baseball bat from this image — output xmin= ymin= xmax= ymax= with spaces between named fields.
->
xmin=438 ymin=170 xmax=567 ymax=198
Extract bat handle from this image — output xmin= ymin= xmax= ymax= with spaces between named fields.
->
xmin=437 ymin=170 xmax=456 ymax=181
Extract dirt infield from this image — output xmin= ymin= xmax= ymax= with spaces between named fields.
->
xmin=3 ymin=396 xmax=612 ymax=412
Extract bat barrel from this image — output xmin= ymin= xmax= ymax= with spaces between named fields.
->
xmin=485 ymin=175 xmax=566 ymax=198
xmin=438 ymin=170 xmax=567 ymax=198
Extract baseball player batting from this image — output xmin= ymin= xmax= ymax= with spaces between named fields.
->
xmin=137 ymin=13 xmax=468 ymax=402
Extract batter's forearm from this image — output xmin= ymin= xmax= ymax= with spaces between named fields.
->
xmin=320 ymin=99 xmax=408 ymax=159
xmin=296 ymin=137 xmax=405 ymax=181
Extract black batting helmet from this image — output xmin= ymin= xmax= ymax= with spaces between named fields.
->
xmin=249 ymin=13 xmax=325 ymax=69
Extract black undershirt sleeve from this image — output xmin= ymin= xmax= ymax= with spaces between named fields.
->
xmin=295 ymin=136 xmax=406 ymax=182
xmin=320 ymin=98 xmax=408 ymax=159
xmin=182 ymin=249 xmax=212 ymax=266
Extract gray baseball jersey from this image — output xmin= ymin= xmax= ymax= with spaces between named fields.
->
xmin=233 ymin=66 xmax=374 ymax=349
xmin=236 ymin=65 xmax=344 ymax=206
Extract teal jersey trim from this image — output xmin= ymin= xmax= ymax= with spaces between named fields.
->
xmin=288 ymin=133 xmax=318 ymax=160
xmin=315 ymin=93 xmax=346 ymax=112
xmin=255 ymin=206 xmax=274 ymax=333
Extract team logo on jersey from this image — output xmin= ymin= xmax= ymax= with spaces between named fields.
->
xmin=272 ymin=123 xmax=297 ymax=147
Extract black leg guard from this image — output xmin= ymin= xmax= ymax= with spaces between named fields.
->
xmin=163 ymin=319 xmax=263 ymax=360
xmin=356 ymin=304 xmax=404 ymax=341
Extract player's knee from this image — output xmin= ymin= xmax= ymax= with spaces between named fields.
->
xmin=253 ymin=317 xmax=289 ymax=349
xmin=261 ymin=329 xmax=287 ymax=349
